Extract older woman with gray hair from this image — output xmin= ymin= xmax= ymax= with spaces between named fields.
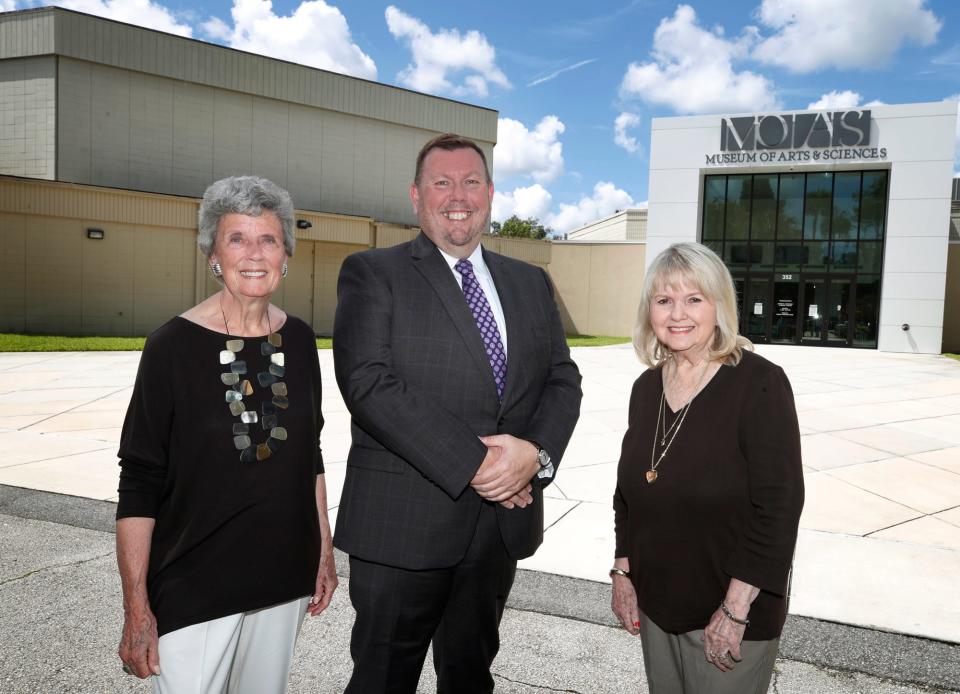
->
xmin=115 ymin=176 xmax=337 ymax=693
xmin=611 ymin=242 xmax=803 ymax=693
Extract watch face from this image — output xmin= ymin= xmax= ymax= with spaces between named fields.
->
xmin=538 ymin=448 xmax=550 ymax=467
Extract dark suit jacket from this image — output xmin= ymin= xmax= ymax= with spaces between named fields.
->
xmin=332 ymin=232 xmax=583 ymax=570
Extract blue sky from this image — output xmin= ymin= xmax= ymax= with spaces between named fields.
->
xmin=7 ymin=0 xmax=960 ymax=233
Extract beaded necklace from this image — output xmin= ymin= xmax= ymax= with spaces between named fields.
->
xmin=218 ymin=296 xmax=288 ymax=462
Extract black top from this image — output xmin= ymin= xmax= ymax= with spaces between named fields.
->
xmin=117 ymin=315 xmax=323 ymax=637
xmin=613 ymin=350 xmax=804 ymax=640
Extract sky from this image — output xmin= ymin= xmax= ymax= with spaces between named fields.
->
xmin=6 ymin=0 xmax=960 ymax=234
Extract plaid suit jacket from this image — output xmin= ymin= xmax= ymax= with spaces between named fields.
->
xmin=332 ymin=232 xmax=582 ymax=570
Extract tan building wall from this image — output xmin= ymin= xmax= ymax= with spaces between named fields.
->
xmin=549 ymin=243 xmax=645 ymax=337
xmin=566 ymin=208 xmax=647 ymax=242
xmin=945 ymin=243 xmax=960 ymax=353
xmin=1 ymin=7 xmax=497 ymax=227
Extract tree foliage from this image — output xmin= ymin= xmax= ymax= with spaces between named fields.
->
xmin=490 ymin=215 xmax=551 ymax=240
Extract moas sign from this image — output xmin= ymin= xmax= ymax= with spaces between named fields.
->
xmin=705 ymin=109 xmax=886 ymax=165
xmin=719 ymin=110 xmax=872 ymax=151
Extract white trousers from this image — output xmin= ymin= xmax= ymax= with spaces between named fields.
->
xmin=152 ymin=596 xmax=310 ymax=694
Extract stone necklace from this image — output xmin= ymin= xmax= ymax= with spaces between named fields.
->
xmin=647 ymin=360 xmax=712 ymax=484
xmin=218 ymin=297 xmax=289 ymax=462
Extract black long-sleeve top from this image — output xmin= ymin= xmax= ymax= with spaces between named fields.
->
xmin=613 ymin=350 xmax=804 ymax=640
xmin=117 ymin=316 xmax=323 ymax=637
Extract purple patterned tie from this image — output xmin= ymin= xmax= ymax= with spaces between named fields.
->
xmin=455 ymin=259 xmax=507 ymax=401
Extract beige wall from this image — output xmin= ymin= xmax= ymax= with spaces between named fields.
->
xmin=945 ymin=244 xmax=960 ymax=353
xmin=548 ymin=243 xmax=645 ymax=337
xmin=1 ymin=177 xmax=650 ymax=339
xmin=0 ymin=56 xmax=55 ymax=180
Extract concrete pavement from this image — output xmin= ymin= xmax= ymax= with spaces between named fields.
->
xmin=2 ymin=487 xmax=958 ymax=693
xmin=1 ymin=344 xmax=960 ymax=691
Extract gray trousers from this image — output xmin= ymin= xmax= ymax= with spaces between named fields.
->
xmin=639 ymin=612 xmax=778 ymax=694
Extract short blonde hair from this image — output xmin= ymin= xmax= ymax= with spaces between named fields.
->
xmin=633 ymin=242 xmax=753 ymax=368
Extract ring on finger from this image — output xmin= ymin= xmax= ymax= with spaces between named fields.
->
xmin=122 ymin=664 xmax=133 ymax=675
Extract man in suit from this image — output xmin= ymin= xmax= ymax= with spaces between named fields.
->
xmin=333 ymin=133 xmax=582 ymax=694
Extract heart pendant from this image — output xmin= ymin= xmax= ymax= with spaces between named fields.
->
xmin=645 ymin=470 xmax=658 ymax=484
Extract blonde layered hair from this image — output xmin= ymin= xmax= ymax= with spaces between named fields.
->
xmin=633 ymin=242 xmax=753 ymax=368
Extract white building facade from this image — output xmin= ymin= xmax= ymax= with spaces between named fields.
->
xmin=647 ymin=101 xmax=958 ymax=353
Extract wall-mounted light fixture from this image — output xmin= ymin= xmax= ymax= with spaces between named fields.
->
xmin=296 ymin=219 xmax=312 ymax=229
xmin=86 ymin=228 xmax=105 ymax=240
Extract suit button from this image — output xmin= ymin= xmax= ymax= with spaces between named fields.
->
xmin=498 ymin=418 xmax=505 ymax=426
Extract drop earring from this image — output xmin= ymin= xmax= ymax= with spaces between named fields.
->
xmin=281 ymin=263 xmax=288 ymax=278
xmin=211 ymin=262 xmax=223 ymax=278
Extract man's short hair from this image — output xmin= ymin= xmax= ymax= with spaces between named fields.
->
xmin=414 ymin=133 xmax=491 ymax=185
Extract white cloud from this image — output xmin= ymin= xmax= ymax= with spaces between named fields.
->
xmin=2 ymin=0 xmax=19 ymax=11
xmin=200 ymin=15 xmax=231 ymax=41
xmin=30 ymin=0 xmax=193 ymax=36
xmin=546 ymin=181 xmax=636 ymax=234
xmin=385 ymin=5 xmax=509 ymax=97
xmin=614 ymin=112 xmax=641 ymax=154
xmin=753 ymin=0 xmax=941 ymax=72
xmin=203 ymin=0 xmax=376 ymax=79
xmin=619 ymin=4 xmax=778 ymax=114
xmin=492 ymin=184 xmax=552 ymax=223
xmin=807 ymin=90 xmax=862 ymax=111
xmin=494 ymin=116 xmax=565 ymax=183
xmin=807 ymin=90 xmax=886 ymax=110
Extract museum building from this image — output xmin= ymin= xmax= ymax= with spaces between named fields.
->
xmin=646 ymin=103 xmax=959 ymax=354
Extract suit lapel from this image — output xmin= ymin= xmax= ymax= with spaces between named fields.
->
xmin=411 ymin=233 xmax=499 ymax=399
xmin=483 ymin=248 xmax=523 ymax=414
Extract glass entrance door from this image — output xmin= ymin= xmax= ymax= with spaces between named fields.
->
xmin=800 ymin=277 xmax=853 ymax=346
xmin=826 ymin=278 xmax=853 ymax=345
xmin=746 ymin=277 xmax=771 ymax=344
xmin=771 ymin=275 xmax=799 ymax=343
xmin=801 ymin=278 xmax=826 ymax=343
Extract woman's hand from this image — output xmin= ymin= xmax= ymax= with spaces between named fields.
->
xmin=610 ymin=560 xmax=640 ymax=636
xmin=118 ymin=602 xmax=160 ymax=678
xmin=308 ymin=542 xmax=338 ymax=616
xmin=701 ymin=578 xmax=758 ymax=671
xmin=701 ymin=606 xmax=745 ymax=671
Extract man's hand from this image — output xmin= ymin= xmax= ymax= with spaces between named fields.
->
xmin=470 ymin=435 xmax=540 ymax=503
xmin=118 ymin=601 xmax=160 ymax=678
xmin=499 ymin=484 xmax=534 ymax=509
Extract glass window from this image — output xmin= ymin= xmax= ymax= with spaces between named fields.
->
xmin=858 ymin=242 xmax=883 ymax=273
xmin=774 ymin=243 xmax=806 ymax=272
xmin=704 ymin=239 xmax=723 ymax=259
xmin=860 ymin=171 xmax=887 ymax=239
xmin=725 ymin=242 xmax=751 ymax=271
xmin=777 ymin=174 xmax=804 ymax=240
xmin=802 ymin=279 xmax=825 ymax=341
xmin=827 ymin=279 xmax=852 ymax=344
xmin=751 ymin=175 xmax=777 ymax=239
xmin=804 ymin=172 xmax=833 ymax=240
xmin=725 ymin=175 xmax=752 ymax=240
xmin=831 ymin=172 xmax=860 ymax=240
xmin=854 ymin=275 xmax=881 ymax=348
xmin=752 ymin=242 xmax=774 ymax=270
xmin=771 ymin=278 xmax=799 ymax=344
xmin=747 ymin=278 xmax=769 ymax=343
xmin=702 ymin=176 xmax=726 ymax=241
xmin=830 ymin=241 xmax=857 ymax=272
xmin=805 ymin=241 xmax=829 ymax=270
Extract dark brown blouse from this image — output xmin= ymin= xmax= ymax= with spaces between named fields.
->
xmin=613 ymin=350 xmax=804 ymax=640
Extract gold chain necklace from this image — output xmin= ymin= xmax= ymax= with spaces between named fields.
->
xmin=647 ymin=360 xmax=711 ymax=484
xmin=218 ymin=294 xmax=288 ymax=462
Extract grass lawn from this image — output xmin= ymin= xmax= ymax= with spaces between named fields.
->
xmin=1 ymin=333 xmax=622 ymax=352
xmin=944 ymin=353 xmax=960 ymax=362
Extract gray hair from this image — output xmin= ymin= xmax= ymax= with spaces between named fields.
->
xmin=633 ymin=242 xmax=753 ymax=368
xmin=197 ymin=176 xmax=296 ymax=258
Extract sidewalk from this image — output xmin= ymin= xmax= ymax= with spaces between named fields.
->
xmin=0 ymin=344 xmax=959 ymax=646
xmin=2 ymin=494 xmax=958 ymax=693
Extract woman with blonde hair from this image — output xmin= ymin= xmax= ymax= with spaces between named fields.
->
xmin=610 ymin=242 xmax=804 ymax=693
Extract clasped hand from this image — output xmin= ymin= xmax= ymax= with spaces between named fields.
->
xmin=470 ymin=435 xmax=539 ymax=509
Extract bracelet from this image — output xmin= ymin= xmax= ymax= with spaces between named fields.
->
xmin=609 ymin=568 xmax=631 ymax=579
xmin=719 ymin=601 xmax=750 ymax=626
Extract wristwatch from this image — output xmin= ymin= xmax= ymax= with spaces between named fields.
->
xmin=532 ymin=442 xmax=553 ymax=480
